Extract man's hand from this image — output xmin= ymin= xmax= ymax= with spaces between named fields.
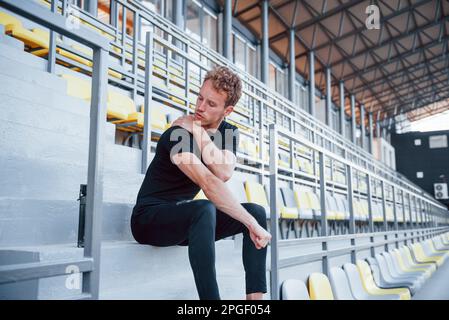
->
xmin=172 ymin=115 xmax=201 ymax=134
xmin=248 ymin=222 xmax=272 ymax=250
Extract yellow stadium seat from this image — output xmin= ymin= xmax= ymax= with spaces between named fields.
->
xmin=61 ymin=73 xmax=136 ymax=121
xmin=410 ymin=243 xmax=445 ymax=267
xmin=391 ymin=249 xmax=432 ymax=278
xmin=244 ymin=181 xmax=269 ymax=208
xmin=107 ymin=90 xmax=136 ymax=120
xmin=279 ymin=207 xmax=298 ymax=219
xmin=0 ymin=11 xmax=47 ymax=48
xmin=278 ymin=154 xmax=290 ymax=169
xmin=297 ymin=158 xmax=313 ymax=175
xmin=125 ymin=105 xmax=171 ymax=131
xmin=308 ymin=273 xmax=334 ymax=300
xmin=305 ymin=192 xmax=321 ymax=211
xmin=356 ymin=260 xmax=411 ymax=300
xmin=402 ymin=247 xmax=436 ymax=274
xmin=0 ymin=11 xmax=121 ymax=79
xmin=61 ymin=73 xmax=91 ymax=100
xmin=278 ymin=189 xmax=298 ymax=219
xmin=241 ymin=139 xmax=258 ymax=159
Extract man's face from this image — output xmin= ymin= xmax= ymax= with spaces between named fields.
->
xmin=194 ymin=80 xmax=234 ymax=128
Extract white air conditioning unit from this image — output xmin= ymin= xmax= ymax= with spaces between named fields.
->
xmin=434 ymin=183 xmax=449 ymax=200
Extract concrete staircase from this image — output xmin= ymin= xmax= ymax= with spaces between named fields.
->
xmin=0 ymin=39 xmax=249 ymax=299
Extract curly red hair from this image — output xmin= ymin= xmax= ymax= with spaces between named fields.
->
xmin=204 ymin=66 xmax=242 ymax=107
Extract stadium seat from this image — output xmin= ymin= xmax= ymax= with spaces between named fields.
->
xmin=343 ymin=263 xmax=401 ymax=300
xmin=244 ymin=181 xmax=270 ymax=218
xmin=296 ymin=157 xmax=313 ymax=175
xmin=375 ymin=252 xmax=424 ymax=293
xmin=116 ymin=103 xmax=176 ymax=133
xmin=365 ymin=257 xmax=419 ymax=295
xmin=61 ymin=73 xmax=137 ymax=121
xmin=107 ymin=90 xmax=137 ymax=120
xmin=240 ymin=138 xmax=258 ymax=159
xmin=281 ymin=187 xmax=310 ymax=237
xmin=277 ymin=188 xmax=299 ymax=239
xmin=423 ymin=239 xmax=449 ymax=257
xmin=325 ymin=195 xmax=341 ymax=235
xmin=356 ymin=260 xmax=411 ymax=300
xmin=399 ymin=246 xmax=436 ymax=274
xmin=328 ymin=267 xmax=355 ymax=300
xmin=278 ymin=154 xmax=290 ymax=169
xmin=391 ymin=249 xmax=430 ymax=283
xmin=281 ymin=279 xmax=310 ymax=300
xmin=293 ymin=188 xmax=321 ymax=237
xmin=409 ymin=243 xmax=445 ymax=267
xmin=307 ymin=273 xmax=334 ymax=300
xmin=0 ymin=11 xmax=47 ymax=49
xmin=0 ymin=11 xmax=121 ymax=79
xmin=433 ymin=235 xmax=449 ymax=250
xmin=226 ymin=179 xmax=249 ymax=204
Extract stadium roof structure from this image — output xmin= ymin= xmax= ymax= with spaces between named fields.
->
xmin=224 ymin=0 xmax=449 ymax=126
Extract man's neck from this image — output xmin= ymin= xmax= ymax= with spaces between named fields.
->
xmin=202 ymin=118 xmax=223 ymax=132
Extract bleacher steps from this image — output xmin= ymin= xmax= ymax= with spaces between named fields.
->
xmin=0 ymin=154 xmax=145 ymax=202
xmin=0 ymin=240 xmax=246 ymax=299
xmin=0 ymin=32 xmax=25 ymax=51
xmin=0 ymin=199 xmax=135 ymax=246
xmin=0 ymin=55 xmax=67 ymax=94
xmin=0 ymin=74 xmax=91 ymax=117
xmin=0 ymin=42 xmax=47 ymax=70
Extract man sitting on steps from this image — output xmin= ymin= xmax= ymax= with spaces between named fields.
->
xmin=131 ymin=66 xmax=271 ymax=300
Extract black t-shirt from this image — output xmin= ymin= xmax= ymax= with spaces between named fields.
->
xmin=135 ymin=120 xmax=239 ymax=207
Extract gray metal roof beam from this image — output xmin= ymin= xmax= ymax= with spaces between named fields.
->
xmin=295 ymin=0 xmax=434 ymax=59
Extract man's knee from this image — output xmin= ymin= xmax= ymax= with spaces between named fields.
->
xmin=242 ymin=203 xmax=267 ymax=228
xmin=192 ymin=200 xmax=217 ymax=226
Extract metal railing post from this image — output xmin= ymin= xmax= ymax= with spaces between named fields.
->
xmin=47 ymin=0 xmax=57 ymax=73
xmin=83 ymin=47 xmax=108 ymax=299
xmin=142 ymin=31 xmax=153 ymax=174
xmin=269 ymin=124 xmax=279 ymax=300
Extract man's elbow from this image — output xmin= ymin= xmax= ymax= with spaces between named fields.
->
xmin=215 ymin=170 xmax=233 ymax=182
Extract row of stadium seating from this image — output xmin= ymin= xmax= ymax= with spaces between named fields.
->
xmin=194 ymin=179 xmax=426 ymax=239
xmin=281 ymin=232 xmax=449 ymax=299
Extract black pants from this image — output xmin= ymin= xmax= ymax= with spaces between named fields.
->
xmin=131 ymin=199 xmax=268 ymax=300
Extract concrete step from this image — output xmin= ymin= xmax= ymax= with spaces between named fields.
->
xmin=0 ymin=95 xmax=115 ymax=144
xmin=0 ymin=42 xmax=47 ymax=70
xmin=0 ymin=198 xmax=135 ymax=246
xmin=0 ymin=55 xmax=67 ymax=95
xmin=0 ymin=32 xmax=25 ymax=51
xmin=0 ymin=154 xmax=145 ymax=203
xmin=0 ymin=121 xmax=143 ymax=173
xmin=0 ymin=116 xmax=142 ymax=173
xmin=0 ymin=240 xmax=246 ymax=300
xmin=0 ymin=73 xmax=92 ymax=117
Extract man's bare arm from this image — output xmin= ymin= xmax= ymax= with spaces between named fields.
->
xmin=172 ymin=116 xmax=236 ymax=182
xmin=192 ymin=127 xmax=236 ymax=182
xmin=171 ymin=152 xmax=270 ymax=249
